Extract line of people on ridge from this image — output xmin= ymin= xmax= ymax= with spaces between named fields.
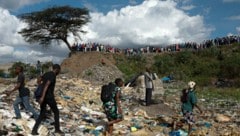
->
xmin=5 ymin=64 xmax=202 ymax=135
xmin=70 ymin=35 xmax=240 ymax=55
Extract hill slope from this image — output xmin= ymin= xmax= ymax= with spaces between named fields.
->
xmin=61 ymin=52 xmax=124 ymax=84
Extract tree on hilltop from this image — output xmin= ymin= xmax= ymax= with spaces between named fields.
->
xmin=18 ymin=6 xmax=90 ymax=52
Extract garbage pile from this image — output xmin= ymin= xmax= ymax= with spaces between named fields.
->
xmin=0 ymin=76 xmax=240 ymax=136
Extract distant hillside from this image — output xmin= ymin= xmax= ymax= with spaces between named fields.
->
xmin=0 ymin=63 xmax=13 ymax=73
xmin=61 ymin=43 xmax=240 ymax=87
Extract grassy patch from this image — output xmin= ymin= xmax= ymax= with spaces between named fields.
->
xmin=197 ymin=87 xmax=240 ymax=102
xmin=85 ymin=70 xmax=93 ymax=76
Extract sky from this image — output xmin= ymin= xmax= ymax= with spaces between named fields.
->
xmin=0 ymin=0 xmax=239 ymax=64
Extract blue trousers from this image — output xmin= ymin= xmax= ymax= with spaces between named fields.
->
xmin=13 ymin=96 xmax=38 ymax=119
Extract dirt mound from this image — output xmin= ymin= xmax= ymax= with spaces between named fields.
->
xmin=0 ymin=63 xmax=13 ymax=73
xmin=61 ymin=52 xmax=124 ymax=84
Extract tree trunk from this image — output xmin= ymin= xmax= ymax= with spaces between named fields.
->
xmin=62 ymin=38 xmax=74 ymax=52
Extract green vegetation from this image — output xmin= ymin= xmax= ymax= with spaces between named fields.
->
xmin=115 ymin=55 xmax=147 ymax=80
xmin=115 ymin=43 xmax=240 ymax=102
xmin=198 ymin=87 xmax=240 ymax=102
xmin=4 ymin=61 xmax=53 ymax=79
xmin=0 ymin=69 xmax=5 ymax=77
xmin=178 ymin=86 xmax=239 ymax=102
xmin=115 ymin=43 xmax=240 ymax=87
xmin=85 ymin=70 xmax=93 ymax=76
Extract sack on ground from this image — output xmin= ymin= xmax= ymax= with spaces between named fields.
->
xmin=101 ymin=82 xmax=116 ymax=103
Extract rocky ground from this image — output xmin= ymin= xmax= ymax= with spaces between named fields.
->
xmin=0 ymin=52 xmax=240 ymax=136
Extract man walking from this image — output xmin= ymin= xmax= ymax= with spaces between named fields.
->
xmin=7 ymin=65 xmax=39 ymax=120
xmin=36 ymin=60 xmax=42 ymax=76
xmin=32 ymin=64 xmax=63 ymax=135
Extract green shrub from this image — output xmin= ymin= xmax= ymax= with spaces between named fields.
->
xmin=116 ymin=55 xmax=147 ymax=81
xmin=199 ymin=87 xmax=240 ymax=102
xmin=116 ymin=44 xmax=240 ymax=87
xmin=85 ymin=70 xmax=93 ymax=76
xmin=0 ymin=69 xmax=4 ymax=77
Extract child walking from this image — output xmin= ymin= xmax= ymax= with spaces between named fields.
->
xmin=181 ymin=81 xmax=202 ymax=134
xmin=102 ymin=78 xmax=124 ymax=135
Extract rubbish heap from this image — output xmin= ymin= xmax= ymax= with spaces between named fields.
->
xmin=0 ymin=76 xmax=240 ymax=136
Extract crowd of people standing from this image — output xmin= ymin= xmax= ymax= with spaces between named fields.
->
xmin=71 ymin=35 xmax=240 ymax=56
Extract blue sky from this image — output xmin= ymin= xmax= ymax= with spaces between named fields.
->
xmin=0 ymin=0 xmax=239 ymax=64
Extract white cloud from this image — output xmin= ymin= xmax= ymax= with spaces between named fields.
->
xmin=237 ymin=27 xmax=240 ymax=33
xmin=227 ymin=33 xmax=234 ymax=37
xmin=0 ymin=44 xmax=22 ymax=64
xmin=0 ymin=44 xmax=14 ymax=56
xmin=81 ymin=0 xmax=212 ymax=47
xmin=174 ymin=0 xmax=195 ymax=10
xmin=228 ymin=15 xmax=240 ymax=20
xmin=129 ymin=0 xmax=138 ymax=5
xmin=181 ymin=5 xmax=195 ymax=10
xmin=0 ymin=8 xmax=26 ymax=46
xmin=82 ymin=1 xmax=98 ymax=12
xmin=0 ymin=7 xmax=68 ymax=64
xmin=0 ymin=0 xmax=48 ymax=10
xmin=223 ymin=0 xmax=240 ymax=3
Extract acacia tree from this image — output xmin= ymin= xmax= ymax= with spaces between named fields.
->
xmin=18 ymin=6 xmax=90 ymax=52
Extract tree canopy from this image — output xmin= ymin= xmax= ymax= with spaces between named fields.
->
xmin=18 ymin=6 xmax=90 ymax=52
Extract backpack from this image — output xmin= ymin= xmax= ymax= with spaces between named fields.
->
xmin=101 ymin=82 xmax=116 ymax=103
xmin=181 ymin=89 xmax=195 ymax=108
xmin=180 ymin=89 xmax=189 ymax=103
xmin=34 ymin=84 xmax=43 ymax=100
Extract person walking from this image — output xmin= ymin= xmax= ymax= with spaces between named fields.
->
xmin=181 ymin=81 xmax=202 ymax=134
xmin=144 ymin=67 xmax=154 ymax=106
xmin=32 ymin=64 xmax=63 ymax=135
xmin=36 ymin=60 xmax=42 ymax=76
xmin=102 ymin=78 xmax=124 ymax=135
xmin=6 ymin=65 xmax=39 ymax=120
